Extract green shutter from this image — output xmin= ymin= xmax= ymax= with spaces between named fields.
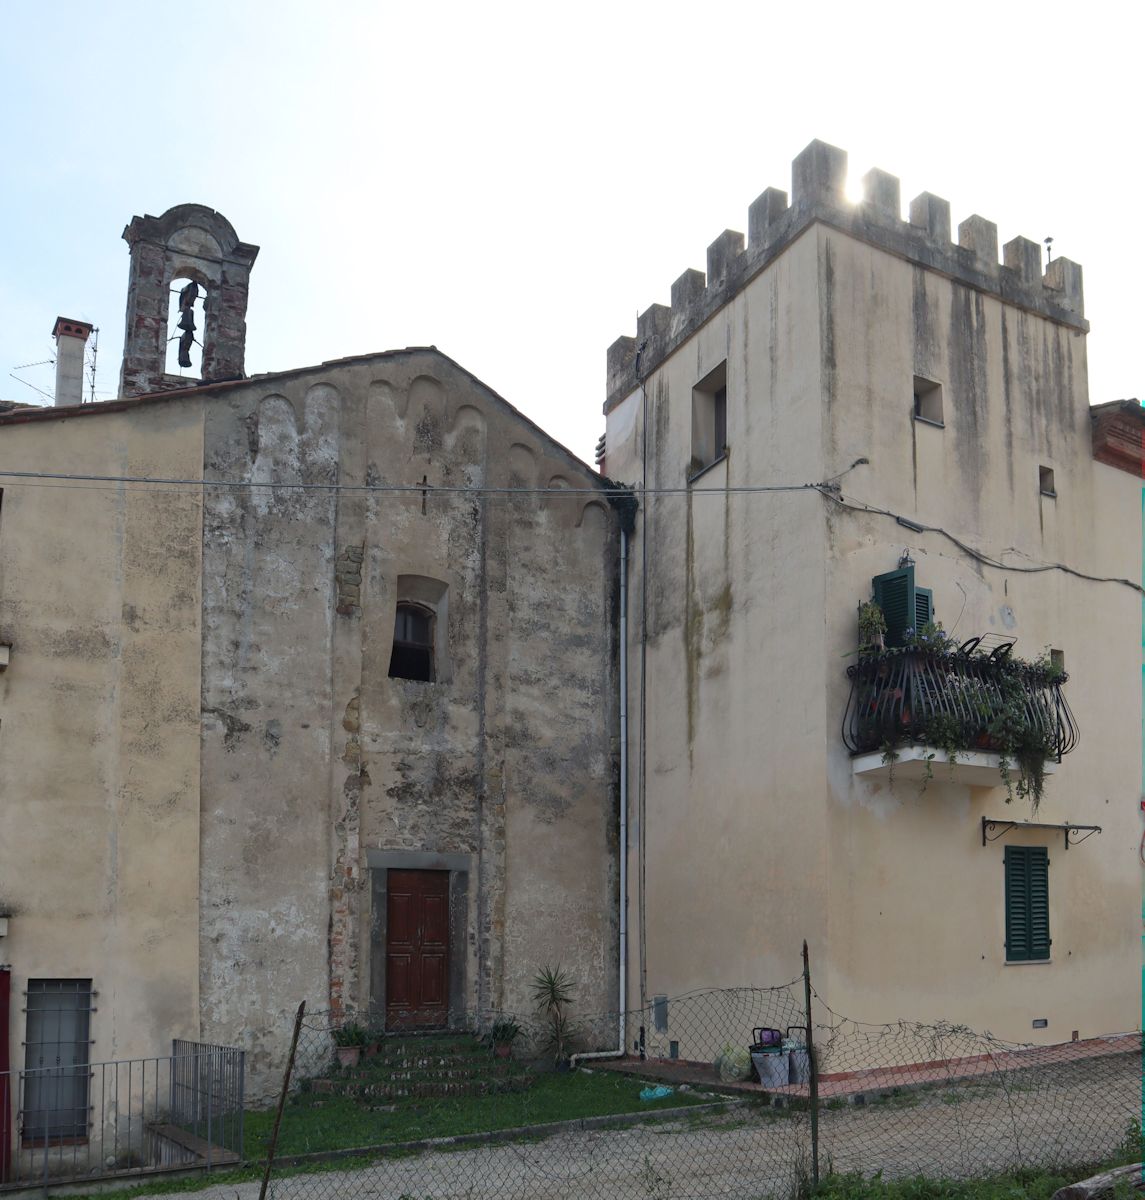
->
xmin=872 ymin=567 xmax=913 ymax=646
xmin=872 ymin=568 xmax=936 ymax=645
xmin=1005 ymin=846 xmax=1050 ymax=963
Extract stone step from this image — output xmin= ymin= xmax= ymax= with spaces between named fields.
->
xmin=313 ymin=1073 xmax=535 ymax=1101
xmin=351 ymin=1063 xmax=519 ymax=1083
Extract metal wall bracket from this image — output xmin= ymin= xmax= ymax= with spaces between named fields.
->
xmin=982 ymin=815 xmax=1101 ymax=850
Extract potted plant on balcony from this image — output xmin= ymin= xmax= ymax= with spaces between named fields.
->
xmin=333 ymin=1022 xmax=368 ymax=1068
xmin=857 ymin=601 xmax=887 ymax=654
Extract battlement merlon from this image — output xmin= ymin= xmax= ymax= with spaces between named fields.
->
xmin=604 ymin=139 xmax=1086 ymax=414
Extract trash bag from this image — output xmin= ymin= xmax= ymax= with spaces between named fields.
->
xmin=713 ymin=1043 xmax=752 ymax=1082
xmin=640 ymin=1085 xmax=674 ymax=1101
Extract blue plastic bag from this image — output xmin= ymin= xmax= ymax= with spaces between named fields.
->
xmin=640 ymin=1085 xmax=674 ymax=1101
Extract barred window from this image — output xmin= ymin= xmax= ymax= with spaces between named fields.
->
xmin=22 ymin=980 xmax=93 ymax=1145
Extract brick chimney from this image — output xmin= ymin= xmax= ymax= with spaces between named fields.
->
xmin=52 ymin=317 xmax=93 ymax=407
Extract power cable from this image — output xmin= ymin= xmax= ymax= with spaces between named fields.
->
xmin=822 ymin=486 xmax=1145 ymax=598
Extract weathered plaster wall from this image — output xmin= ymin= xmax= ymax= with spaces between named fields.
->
xmin=197 ymin=352 xmax=619 ymax=1079
xmin=819 ymin=225 xmax=1138 ymax=1041
xmin=606 ymin=232 xmax=832 ymax=1010
xmin=0 ymin=402 xmax=204 ymax=1069
xmin=608 ymin=183 xmax=1138 ymax=1047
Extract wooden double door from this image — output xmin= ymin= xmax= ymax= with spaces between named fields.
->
xmin=385 ymin=869 xmax=449 ymax=1029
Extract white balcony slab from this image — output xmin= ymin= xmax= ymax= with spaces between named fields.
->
xmin=851 ymin=745 xmax=1059 ymax=787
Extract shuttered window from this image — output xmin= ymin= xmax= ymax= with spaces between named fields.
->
xmin=871 ymin=566 xmax=933 ymax=647
xmin=1004 ymin=846 xmax=1051 ymax=962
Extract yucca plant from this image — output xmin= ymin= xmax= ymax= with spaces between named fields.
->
xmin=531 ymin=964 xmax=576 ymax=1067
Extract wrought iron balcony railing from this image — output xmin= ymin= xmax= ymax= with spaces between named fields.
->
xmin=842 ymin=641 xmax=1078 ymax=761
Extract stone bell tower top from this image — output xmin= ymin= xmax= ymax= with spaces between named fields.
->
xmin=118 ymin=204 xmax=259 ymax=398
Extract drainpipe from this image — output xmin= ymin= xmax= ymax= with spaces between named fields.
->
xmin=572 ymin=526 xmax=629 ymax=1066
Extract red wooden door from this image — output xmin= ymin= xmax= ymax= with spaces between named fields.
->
xmin=385 ymin=870 xmax=449 ymax=1029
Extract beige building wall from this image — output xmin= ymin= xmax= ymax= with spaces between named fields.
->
xmin=605 ymin=144 xmax=1140 ymax=1048
xmin=0 ymin=400 xmax=205 ymax=1070
xmin=606 ymin=231 xmax=833 ymax=1006
xmin=818 ymin=226 xmax=1138 ymax=1039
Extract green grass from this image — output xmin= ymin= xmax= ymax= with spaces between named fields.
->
xmin=243 ymin=1066 xmax=711 ymax=1158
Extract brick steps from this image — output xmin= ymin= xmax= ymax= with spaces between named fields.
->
xmin=322 ymin=1034 xmax=534 ymax=1102
xmin=315 ymin=1075 xmax=533 ymax=1100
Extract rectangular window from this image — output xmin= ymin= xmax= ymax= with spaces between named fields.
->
xmin=22 ymin=980 xmax=93 ymax=1145
xmin=913 ymin=376 xmax=944 ymax=426
xmin=1039 ymin=466 xmax=1056 ymax=497
xmin=689 ymin=362 xmax=728 ymax=479
xmin=1004 ymin=846 xmax=1050 ymax=962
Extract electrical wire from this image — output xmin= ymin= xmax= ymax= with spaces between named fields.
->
xmin=822 ymin=485 xmax=1145 ymax=598
xmin=0 ymin=467 xmax=826 ymax=498
xmin=0 ymin=465 xmax=1138 ymax=598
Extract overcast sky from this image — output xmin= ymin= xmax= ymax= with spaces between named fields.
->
xmin=1 ymin=0 xmax=1140 ymax=464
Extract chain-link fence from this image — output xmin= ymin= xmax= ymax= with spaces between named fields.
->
xmin=223 ymin=969 xmax=1139 ymax=1200
xmin=71 ymin=971 xmax=1136 ymax=1200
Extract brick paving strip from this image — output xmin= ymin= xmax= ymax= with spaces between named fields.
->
xmin=592 ymin=1032 xmax=1136 ymax=1103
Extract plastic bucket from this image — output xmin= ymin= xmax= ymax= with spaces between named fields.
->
xmin=751 ymin=1050 xmax=789 ymax=1088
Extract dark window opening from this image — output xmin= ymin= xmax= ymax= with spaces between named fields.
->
xmin=23 ymin=980 xmax=93 ymax=1145
xmin=913 ymin=376 xmax=944 ymax=426
xmin=1039 ymin=466 xmax=1056 ymax=497
xmin=690 ymin=362 xmax=729 ymax=479
xmin=389 ymin=602 xmax=434 ymax=682
xmin=713 ymin=386 xmax=727 ymax=458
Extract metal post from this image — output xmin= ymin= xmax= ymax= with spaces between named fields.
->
xmin=205 ymin=1050 xmax=213 ymax=1175
xmin=803 ymin=940 xmax=820 ymax=1188
xmin=236 ymin=1049 xmax=246 ymax=1160
xmin=258 ymin=1002 xmax=305 ymax=1200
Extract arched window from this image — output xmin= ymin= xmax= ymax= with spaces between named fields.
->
xmin=389 ymin=602 xmax=435 ymax=682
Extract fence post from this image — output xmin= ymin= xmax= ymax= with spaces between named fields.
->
xmin=236 ymin=1049 xmax=246 ymax=1162
xmin=802 ymin=940 xmax=820 ymax=1189
xmin=205 ymin=1049 xmax=213 ymax=1176
xmin=257 ymin=1001 xmax=305 ymax=1200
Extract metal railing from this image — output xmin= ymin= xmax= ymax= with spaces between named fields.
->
xmin=842 ymin=641 xmax=1079 ymax=758
xmin=0 ymin=1042 xmax=244 ymax=1189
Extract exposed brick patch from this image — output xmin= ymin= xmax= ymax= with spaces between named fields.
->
xmin=335 ymin=545 xmax=364 ymax=616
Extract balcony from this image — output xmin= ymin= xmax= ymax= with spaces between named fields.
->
xmin=842 ymin=640 xmax=1078 ymax=798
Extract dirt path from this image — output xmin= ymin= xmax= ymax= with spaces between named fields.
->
xmin=123 ymin=1054 xmax=1136 ymax=1200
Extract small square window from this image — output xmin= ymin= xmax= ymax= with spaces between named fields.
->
xmin=913 ymin=376 xmax=943 ymax=426
xmin=689 ymin=362 xmax=728 ymax=479
xmin=1039 ymin=466 xmax=1056 ymax=497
